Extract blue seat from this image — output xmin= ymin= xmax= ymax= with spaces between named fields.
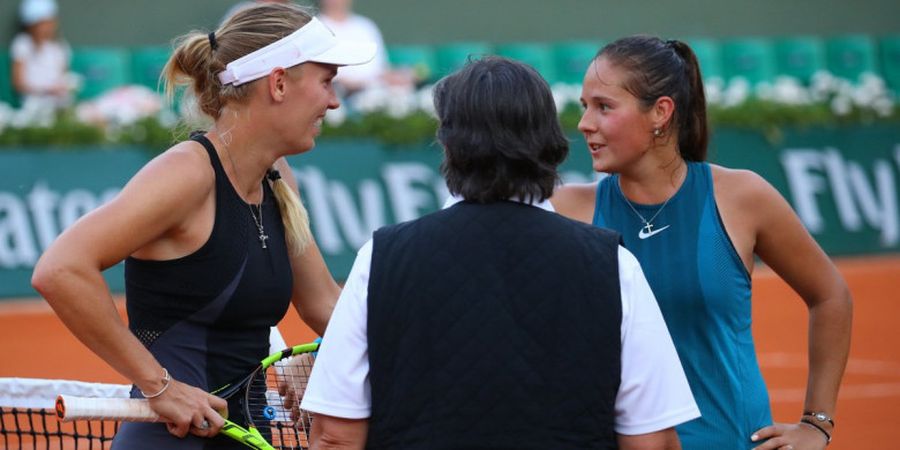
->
xmin=553 ymin=40 xmax=602 ymax=84
xmin=70 ymin=47 xmax=130 ymax=100
xmin=774 ymin=36 xmax=826 ymax=83
xmin=684 ymin=38 xmax=724 ymax=83
xmin=0 ymin=50 xmax=17 ymax=107
xmin=130 ymin=46 xmax=172 ymax=93
xmin=880 ymin=35 xmax=900 ymax=89
xmin=387 ymin=45 xmax=437 ymax=83
xmin=496 ymin=42 xmax=557 ymax=84
xmin=826 ymin=34 xmax=879 ymax=82
xmin=722 ymin=38 xmax=776 ymax=86
xmin=434 ymin=42 xmax=492 ymax=79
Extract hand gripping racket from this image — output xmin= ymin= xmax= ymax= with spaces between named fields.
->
xmin=55 ymin=342 xmax=319 ymax=449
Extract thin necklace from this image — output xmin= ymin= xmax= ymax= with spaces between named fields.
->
xmin=248 ymin=202 xmax=269 ymax=249
xmin=622 ymin=192 xmax=673 ymax=239
xmin=619 ymin=165 xmax=685 ymax=240
xmin=215 ymin=131 xmax=269 ymax=249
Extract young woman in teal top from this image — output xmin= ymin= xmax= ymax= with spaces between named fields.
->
xmin=552 ymin=36 xmax=852 ymax=449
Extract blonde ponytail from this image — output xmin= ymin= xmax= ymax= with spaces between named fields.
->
xmin=268 ymin=170 xmax=313 ymax=256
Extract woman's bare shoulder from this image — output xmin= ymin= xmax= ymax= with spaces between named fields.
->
xmin=552 ymin=182 xmax=599 ymax=224
xmin=710 ymin=164 xmax=779 ymax=205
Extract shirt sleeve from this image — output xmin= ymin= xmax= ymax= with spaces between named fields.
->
xmin=614 ymin=246 xmax=701 ymax=435
xmin=300 ymin=240 xmax=373 ymax=419
xmin=10 ymin=34 xmax=31 ymax=61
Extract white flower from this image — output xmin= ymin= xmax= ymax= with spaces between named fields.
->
xmin=873 ymin=97 xmax=895 ymax=117
xmin=416 ymin=84 xmax=438 ymax=117
xmin=704 ymin=77 xmax=725 ymax=106
xmin=0 ymin=101 xmax=12 ymax=133
xmin=768 ymin=76 xmax=810 ymax=105
xmin=723 ymin=78 xmax=751 ymax=107
xmin=75 ymin=85 xmax=163 ymax=128
xmin=831 ymin=95 xmax=852 ymax=116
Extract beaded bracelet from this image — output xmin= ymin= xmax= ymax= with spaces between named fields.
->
xmin=800 ymin=417 xmax=832 ymax=444
xmin=139 ymin=368 xmax=171 ymax=399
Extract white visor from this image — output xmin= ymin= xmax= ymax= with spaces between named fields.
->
xmin=217 ymin=17 xmax=377 ymax=86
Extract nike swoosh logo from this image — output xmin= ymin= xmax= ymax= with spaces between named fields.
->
xmin=638 ymin=225 xmax=671 ymax=239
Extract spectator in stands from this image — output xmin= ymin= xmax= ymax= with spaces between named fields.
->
xmin=10 ymin=0 xmax=77 ymax=109
xmin=301 ymin=56 xmax=699 ymax=449
xmin=551 ymin=35 xmax=852 ymax=449
xmin=317 ymin=0 xmax=414 ymax=95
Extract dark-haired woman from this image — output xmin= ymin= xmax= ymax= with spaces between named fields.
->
xmin=31 ymin=4 xmax=375 ymax=448
xmin=552 ymin=36 xmax=852 ymax=449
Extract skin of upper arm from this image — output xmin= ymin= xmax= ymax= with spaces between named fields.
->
xmin=618 ymin=427 xmax=681 ymax=450
xmin=310 ymin=414 xmax=368 ymax=450
xmin=551 ymin=182 xmax=598 ymax=224
xmin=34 ymin=142 xmax=214 ymax=274
xmin=11 ymin=60 xmax=27 ymax=93
xmin=274 ymin=158 xmax=341 ymax=335
xmin=713 ymin=166 xmax=848 ymax=305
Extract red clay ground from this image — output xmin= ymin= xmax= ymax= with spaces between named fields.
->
xmin=1 ymin=256 xmax=896 ymax=449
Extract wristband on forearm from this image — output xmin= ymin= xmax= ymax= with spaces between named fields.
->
xmin=800 ymin=417 xmax=832 ymax=444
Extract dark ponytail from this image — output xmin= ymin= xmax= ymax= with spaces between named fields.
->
xmin=597 ymin=36 xmax=708 ymax=161
xmin=669 ymin=40 xmax=708 ymax=162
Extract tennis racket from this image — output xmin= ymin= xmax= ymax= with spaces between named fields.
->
xmin=55 ymin=342 xmax=319 ymax=450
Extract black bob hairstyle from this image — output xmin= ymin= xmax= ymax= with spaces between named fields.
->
xmin=433 ymin=56 xmax=569 ymax=204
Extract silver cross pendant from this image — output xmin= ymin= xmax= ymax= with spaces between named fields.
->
xmin=258 ymin=232 xmax=269 ymax=249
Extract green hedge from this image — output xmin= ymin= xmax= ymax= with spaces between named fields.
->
xmin=1 ymin=101 xmax=898 ymax=151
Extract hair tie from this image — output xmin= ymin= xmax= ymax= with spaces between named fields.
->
xmin=267 ymin=169 xmax=282 ymax=181
xmin=208 ymin=32 xmax=218 ymax=51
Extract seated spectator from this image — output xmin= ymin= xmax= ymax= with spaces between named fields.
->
xmin=317 ymin=0 xmax=414 ymax=96
xmin=10 ymin=0 xmax=77 ymax=110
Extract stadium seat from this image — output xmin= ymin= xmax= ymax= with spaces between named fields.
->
xmin=70 ymin=47 xmax=131 ymax=100
xmin=130 ymin=46 xmax=172 ymax=93
xmin=825 ymin=34 xmax=878 ymax=82
xmin=774 ymin=36 xmax=826 ymax=83
xmin=0 ymin=50 xmax=17 ymax=107
xmin=880 ymin=35 xmax=900 ymax=89
xmin=684 ymin=38 xmax=724 ymax=82
xmin=387 ymin=45 xmax=437 ymax=83
xmin=434 ymin=42 xmax=492 ymax=79
xmin=553 ymin=40 xmax=602 ymax=84
xmin=721 ymin=38 xmax=777 ymax=85
xmin=495 ymin=42 xmax=557 ymax=84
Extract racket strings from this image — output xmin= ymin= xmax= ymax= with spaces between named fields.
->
xmin=245 ymin=353 xmax=315 ymax=449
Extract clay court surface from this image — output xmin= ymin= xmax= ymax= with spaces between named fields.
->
xmin=1 ymin=256 xmax=897 ymax=449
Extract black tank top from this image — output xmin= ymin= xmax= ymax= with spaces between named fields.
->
xmin=115 ymin=134 xmax=293 ymax=449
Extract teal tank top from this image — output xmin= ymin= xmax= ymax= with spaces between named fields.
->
xmin=593 ymin=162 xmax=771 ymax=449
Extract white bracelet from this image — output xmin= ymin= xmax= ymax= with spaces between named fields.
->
xmin=139 ymin=368 xmax=171 ymax=399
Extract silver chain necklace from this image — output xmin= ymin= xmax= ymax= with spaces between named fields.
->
xmin=248 ymin=202 xmax=269 ymax=249
xmin=622 ymin=193 xmax=673 ymax=239
xmin=216 ymin=131 xmax=269 ymax=249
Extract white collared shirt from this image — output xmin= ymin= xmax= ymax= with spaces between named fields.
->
xmin=302 ymin=197 xmax=700 ymax=435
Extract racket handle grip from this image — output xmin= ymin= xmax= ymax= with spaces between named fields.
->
xmin=56 ymin=395 xmax=160 ymax=422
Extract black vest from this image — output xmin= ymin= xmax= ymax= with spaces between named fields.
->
xmin=366 ymin=201 xmax=623 ymax=449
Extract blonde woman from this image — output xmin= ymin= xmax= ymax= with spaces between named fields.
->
xmin=31 ymin=4 xmax=375 ymax=448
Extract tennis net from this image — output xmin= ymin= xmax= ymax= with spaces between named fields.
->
xmin=0 ymin=378 xmax=129 ymax=449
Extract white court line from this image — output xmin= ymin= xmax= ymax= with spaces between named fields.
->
xmin=769 ymin=383 xmax=900 ymax=402
xmin=759 ymin=352 xmax=900 ymax=401
xmin=758 ymin=352 xmax=900 ymax=377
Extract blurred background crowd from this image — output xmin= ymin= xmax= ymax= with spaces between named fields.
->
xmin=0 ymin=0 xmax=898 ymax=147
